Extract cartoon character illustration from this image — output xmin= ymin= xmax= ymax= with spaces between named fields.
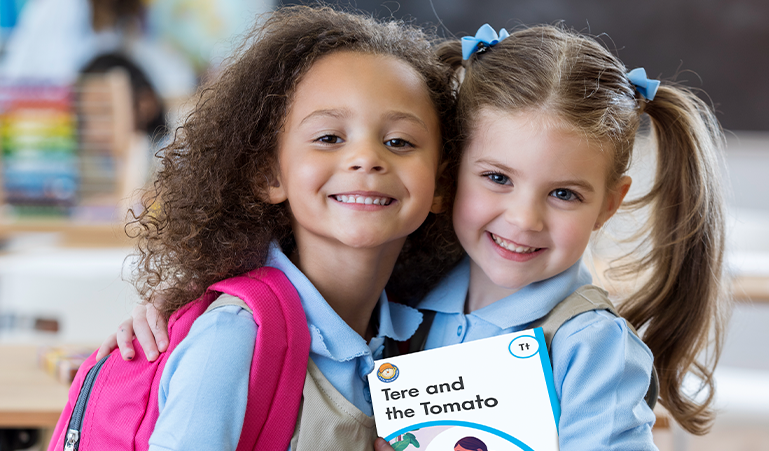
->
xmin=454 ymin=436 xmax=487 ymax=451
xmin=378 ymin=363 xmax=399 ymax=381
xmin=391 ymin=432 xmax=420 ymax=451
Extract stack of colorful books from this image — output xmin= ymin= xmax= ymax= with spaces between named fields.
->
xmin=37 ymin=345 xmax=95 ymax=384
xmin=0 ymin=82 xmax=79 ymax=216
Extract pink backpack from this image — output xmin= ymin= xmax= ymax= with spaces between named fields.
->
xmin=48 ymin=266 xmax=311 ymax=451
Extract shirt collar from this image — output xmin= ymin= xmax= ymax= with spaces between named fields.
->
xmin=266 ymin=243 xmax=421 ymax=362
xmin=417 ymin=256 xmax=592 ymax=329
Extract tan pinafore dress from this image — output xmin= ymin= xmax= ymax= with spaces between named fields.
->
xmin=207 ymin=295 xmax=378 ymax=451
xmin=290 ymin=359 xmax=378 ymax=451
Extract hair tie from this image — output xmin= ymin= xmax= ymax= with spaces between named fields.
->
xmin=462 ymin=24 xmax=509 ymax=60
xmin=627 ymin=68 xmax=660 ymax=101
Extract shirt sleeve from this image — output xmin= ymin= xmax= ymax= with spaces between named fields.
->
xmin=551 ymin=310 xmax=657 ymax=451
xmin=149 ymin=305 xmax=257 ymax=451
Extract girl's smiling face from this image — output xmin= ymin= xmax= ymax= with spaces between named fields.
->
xmin=453 ymin=108 xmax=630 ymax=306
xmin=270 ymin=51 xmax=442 ymax=253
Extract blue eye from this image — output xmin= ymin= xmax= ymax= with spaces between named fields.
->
xmin=550 ymin=188 xmax=579 ymax=201
xmin=385 ymin=138 xmax=412 ymax=148
xmin=486 ymin=173 xmax=510 ymax=185
xmin=316 ymin=135 xmax=343 ymax=144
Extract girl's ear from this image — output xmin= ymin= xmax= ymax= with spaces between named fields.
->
xmin=430 ymin=161 xmax=450 ymax=214
xmin=267 ymin=182 xmax=287 ymax=204
xmin=430 ymin=196 xmax=445 ymax=214
xmin=260 ymin=171 xmax=287 ymax=204
xmin=594 ymin=175 xmax=632 ymax=230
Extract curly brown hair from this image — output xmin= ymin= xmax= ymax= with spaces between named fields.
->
xmin=437 ymin=25 xmax=729 ymax=434
xmin=128 ymin=5 xmax=461 ymax=318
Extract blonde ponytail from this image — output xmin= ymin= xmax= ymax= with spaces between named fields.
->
xmin=615 ymin=84 xmax=729 ymax=434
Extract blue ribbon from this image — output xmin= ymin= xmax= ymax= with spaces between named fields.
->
xmin=462 ymin=24 xmax=510 ymax=60
xmin=627 ymin=68 xmax=660 ymax=101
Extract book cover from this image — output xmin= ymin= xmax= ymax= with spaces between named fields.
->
xmin=368 ymin=328 xmax=560 ymax=451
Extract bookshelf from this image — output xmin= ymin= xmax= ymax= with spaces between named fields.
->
xmin=0 ymin=66 xmax=145 ymax=248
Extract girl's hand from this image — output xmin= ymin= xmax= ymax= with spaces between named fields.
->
xmin=95 ymin=303 xmax=169 ymax=361
xmin=374 ymin=438 xmax=396 ymax=451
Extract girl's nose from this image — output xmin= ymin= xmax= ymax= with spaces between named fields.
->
xmin=347 ymin=141 xmax=387 ymax=173
xmin=505 ymin=197 xmax=545 ymax=232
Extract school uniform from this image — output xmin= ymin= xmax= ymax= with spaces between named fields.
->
xmin=417 ymin=257 xmax=658 ymax=451
xmin=148 ymin=244 xmax=423 ymax=451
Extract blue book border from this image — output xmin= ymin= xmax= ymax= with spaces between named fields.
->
xmin=534 ymin=327 xmax=561 ymax=431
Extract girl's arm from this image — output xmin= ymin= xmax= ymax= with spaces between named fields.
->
xmin=96 ymin=302 xmax=169 ymax=361
xmin=553 ymin=310 xmax=656 ymax=450
xmin=149 ymin=304 xmax=256 ymax=451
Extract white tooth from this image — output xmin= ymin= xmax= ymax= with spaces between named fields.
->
xmin=346 ymin=197 xmax=354 ymax=203
xmin=516 ymin=247 xmax=524 ymax=253
xmin=373 ymin=198 xmax=380 ymax=205
xmin=355 ymin=197 xmax=365 ymax=204
xmin=365 ymin=197 xmax=373 ymax=205
xmin=340 ymin=195 xmax=347 ymax=202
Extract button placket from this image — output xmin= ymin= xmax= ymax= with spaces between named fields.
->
xmin=455 ymin=316 xmax=468 ymax=342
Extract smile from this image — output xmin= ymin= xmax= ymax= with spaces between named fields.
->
xmin=490 ymin=233 xmax=541 ymax=254
xmin=333 ymin=194 xmax=393 ymax=206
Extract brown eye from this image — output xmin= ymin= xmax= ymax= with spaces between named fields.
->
xmin=317 ymin=135 xmax=343 ymax=144
xmin=384 ymin=138 xmax=412 ymax=148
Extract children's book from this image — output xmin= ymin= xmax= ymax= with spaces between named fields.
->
xmin=368 ymin=328 xmax=560 ymax=451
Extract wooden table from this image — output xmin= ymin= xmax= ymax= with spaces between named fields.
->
xmin=0 ymin=345 xmax=69 ymax=428
xmin=733 ymin=275 xmax=769 ymax=303
xmin=0 ymin=219 xmax=132 ymax=248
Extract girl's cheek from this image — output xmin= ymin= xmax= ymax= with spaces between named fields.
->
xmin=452 ymin=179 xmax=484 ymax=227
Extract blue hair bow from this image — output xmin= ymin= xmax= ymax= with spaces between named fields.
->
xmin=627 ymin=68 xmax=660 ymax=101
xmin=462 ymin=24 xmax=510 ymax=60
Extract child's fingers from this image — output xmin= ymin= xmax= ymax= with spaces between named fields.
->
xmin=131 ymin=305 xmax=160 ymax=361
xmin=116 ymin=316 xmax=137 ymax=361
xmin=374 ymin=438 xmax=395 ymax=451
xmin=96 ymin=333 xmax=118 ymax=360
xmin=145 ymin=303 xmax=169 ymax=352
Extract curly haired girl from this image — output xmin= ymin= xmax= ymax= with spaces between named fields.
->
xmin=100 ymin=6 xmax=457 ymax=450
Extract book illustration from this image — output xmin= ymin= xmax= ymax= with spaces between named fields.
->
xmin=455 ymin=436 xmax=488 ymax=451
xmin=378 ymin=362 xmax=399 ymax=382
xmin=368 ymin=328 xmax=560 ymax=451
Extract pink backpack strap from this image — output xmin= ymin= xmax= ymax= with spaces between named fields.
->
xmin=209 ymin=266 xmax=310 ymax=451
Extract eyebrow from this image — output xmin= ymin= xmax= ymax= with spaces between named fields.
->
xmin=474 ymin=158 xmax=595 ymax=193
xmin=383 ymin=111 xmax=428 ymax=132
xmin=298 ymin=109 xmax=428 ymax=131
xmin=299 ymin=108 xmax=352 ymax=126
xmin=475 ymin=158 xmax=520 ymax=177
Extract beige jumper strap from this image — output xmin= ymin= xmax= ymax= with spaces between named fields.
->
xmin=204 ymin=293 xmax=253 ymax=315
xmin=531 ymin=285 xmax=617 ymax=348
xmin=291 ymin=359 xmax=377 ymax=451
xmin=529 ymin=284 xmax=658 ymax=409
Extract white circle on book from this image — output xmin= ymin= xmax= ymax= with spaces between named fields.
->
xmin=508 ymin=335 xmax=539 ymax=359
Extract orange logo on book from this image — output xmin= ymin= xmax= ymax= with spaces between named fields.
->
xmin=377 ymin=363 xmax=399 ymax=383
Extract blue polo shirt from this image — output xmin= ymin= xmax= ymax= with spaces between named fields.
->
xmin=148 ymin=245 xmax=422 ymax=451
xmin=417 ymin=257 xmax=657 ymax=451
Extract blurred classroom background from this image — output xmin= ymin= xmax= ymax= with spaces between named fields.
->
xmin=0 ymin=0 xmax=767 ymax=450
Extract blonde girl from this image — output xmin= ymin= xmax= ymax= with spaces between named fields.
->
xmin=390 ymin=24 xmax=728 ymax=450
